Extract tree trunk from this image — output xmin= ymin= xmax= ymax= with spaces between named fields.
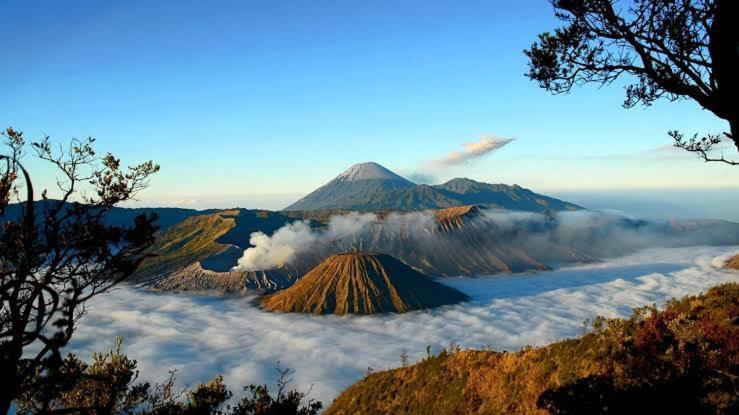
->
xmin=0 ymin=388 xmax=15 ymax=415
xmin=0 ymin=354 xmax=21 ymax=415
xmin=710 ymin=0 xmax=739 ymax=150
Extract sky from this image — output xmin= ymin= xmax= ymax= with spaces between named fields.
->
xmin=2 ymin=0 xmax=738 ymax=213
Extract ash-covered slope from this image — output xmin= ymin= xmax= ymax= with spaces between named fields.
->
xmin=261 ymin=252 xmax=468 ymax=315
xmin=153 ymin=262 xmax=297 ymax=294
xmin=133 ymin=205 xmax=739 ymax=294
xmin=283 ymin=162 xmax=581 ymax=212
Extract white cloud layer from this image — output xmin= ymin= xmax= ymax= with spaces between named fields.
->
xmin=68 ymin=246 xmax=739 ymax=407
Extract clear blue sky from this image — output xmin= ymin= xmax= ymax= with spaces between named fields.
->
xmin=2 ymin=0 xmax=737 ymax=212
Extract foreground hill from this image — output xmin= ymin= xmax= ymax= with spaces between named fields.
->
xmin=261 ymin=252 xmax=468 ymax=314
xmin=284 ymin=162 xmax=581 ymax=212
xmin=326 ymin=283 xmax=739 ymax=415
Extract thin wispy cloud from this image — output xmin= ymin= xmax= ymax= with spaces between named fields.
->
xmin=432 ymin=136 xmax=515 ymax=166
xmin=408 ymin=135 xmax=515 ymax=183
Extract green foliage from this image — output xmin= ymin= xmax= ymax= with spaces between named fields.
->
xmin=1 ymin=128 xmax=159 ymax=415
xmin=16 ymin=339 xmax=322 ymax=415
xmin=230 ymin=365 xmax=322 ymax=415
xmin=525 ymin=0 xmax=739 ymax=163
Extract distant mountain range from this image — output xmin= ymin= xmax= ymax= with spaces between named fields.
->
xmin=283 ymin=162 xmax=582 ymax=212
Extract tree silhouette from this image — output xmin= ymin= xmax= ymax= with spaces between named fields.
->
xmin=526 ymin=0 xmax=738 ymax=164
xmin=0 ymin=127 xmax=159 ymax=414
xmin=17 ymin=339 xmax=322 ymax=415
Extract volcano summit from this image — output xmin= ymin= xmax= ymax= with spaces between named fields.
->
xmin=260 ymin=252 xmax=468 ymax=315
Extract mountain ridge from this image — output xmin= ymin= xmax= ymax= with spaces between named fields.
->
xmin=284 ymin=162 xmax=582 ymax=212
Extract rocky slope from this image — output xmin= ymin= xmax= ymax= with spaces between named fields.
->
xmin=133 ymin=205 xmax=739 ymax=293
xmin=261 ymin=252 xmax=468 ymax=314
xmin=133 ymin=205 xmax=559 ymax=293
xmin=152 ymin=262 xmax=296 ymax=294
xmin=296 ymin=206 xmax=570 ymax=276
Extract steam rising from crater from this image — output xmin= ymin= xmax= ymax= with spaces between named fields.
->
xmin=235 ymin=212 xmax=435 ymax=271
xmin=235 ymin=208 xmax=739 ymax=273
xmin=434 ymin=136 xmax=515 ymax=166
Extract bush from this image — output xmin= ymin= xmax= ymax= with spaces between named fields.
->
xmin=17 ymin=338 xmax=321 ymax=415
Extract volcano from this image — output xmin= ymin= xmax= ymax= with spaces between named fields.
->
xmin=260 ymin=252 xmax=468 ymax=315
xmin=284 ymin=162 xmax=416 ymax=211
xmin=283 ymin=162 xmax=581 ymax=212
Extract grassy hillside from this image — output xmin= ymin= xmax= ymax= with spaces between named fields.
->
xmin=132 ymin=209 xmax=240 ymax=280
xmin=327 ymin=283 xmax=739 ymax=415
xmin=133 ymin=209 xmax=297 ymax=280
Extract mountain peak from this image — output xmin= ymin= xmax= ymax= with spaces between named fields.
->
xmin=260 ymin=252 xmax=468 ymax=314
xmin=284 ymin=165 xmax=582 ymax=212
xmin=337 ymin=162 xmax=414 ymax=183
xmin=442 ymin=177 xmax=482 ymax=186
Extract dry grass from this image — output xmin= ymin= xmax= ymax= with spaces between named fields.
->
xmin=725 ymin=253 xmax=739 ymax=270
xmin=132 ymin=210 xmax=239 ymax=280
xmin=327 ymin=283 xmax=739 ymax=415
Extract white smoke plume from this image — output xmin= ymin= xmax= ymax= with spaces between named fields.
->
xmin=434 ymin=135 xmax=514 ymax=166
xmin=405 ymin=135 xmax=515 ymax=183
xmin=237 ymin=220 xmax=318 ymax=271
xmin=235 ymin=211 xmax=435 ymax=271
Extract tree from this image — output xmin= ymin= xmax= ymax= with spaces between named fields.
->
xmin=525 ymin=0 xmax=739 ymax=164
xmin=0 ymin=127 xmax=160 ymax=415
xmin=17 ymin=338 xmax=322 ymax=415
xmin=231 ymin=364 xmax=322 ymax=415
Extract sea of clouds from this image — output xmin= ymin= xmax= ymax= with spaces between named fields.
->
xmin=67 ymin=246 xmax=739 ymax=406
